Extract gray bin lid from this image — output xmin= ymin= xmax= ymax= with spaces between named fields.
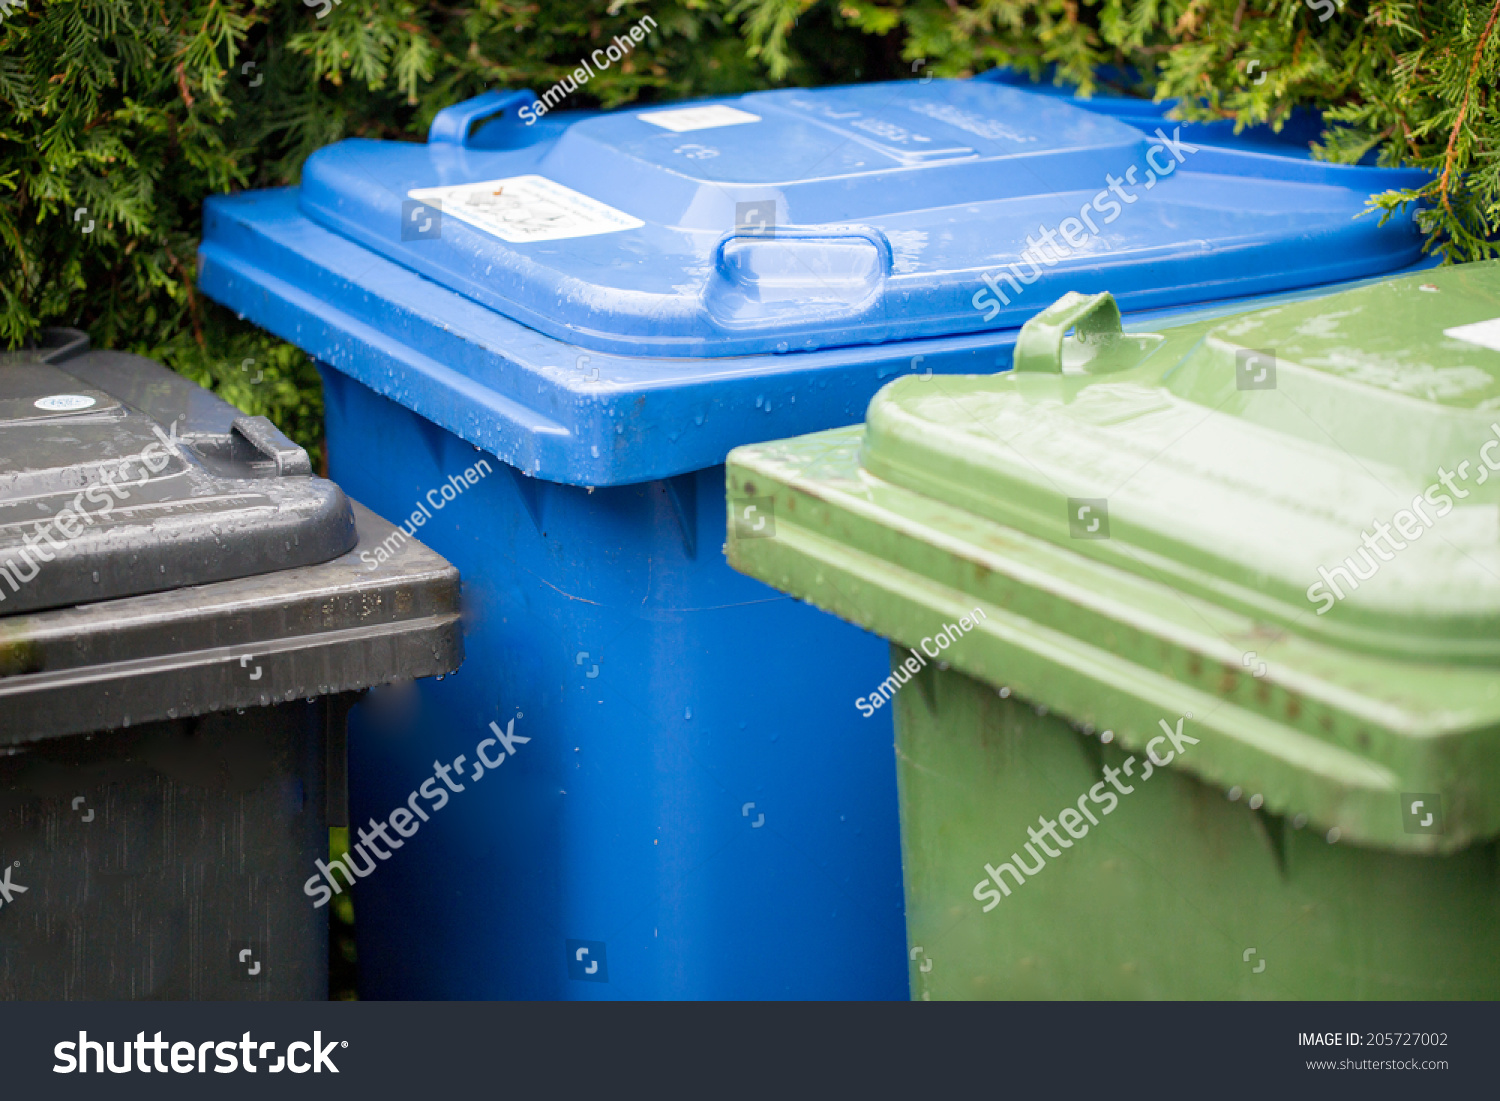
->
xmin=0 ymin=330 xmax=356 ymax=615
xmin=0 ymin=499 xmax=462 ymax=744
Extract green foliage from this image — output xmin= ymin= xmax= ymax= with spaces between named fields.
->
xmin=328 ymin=826 xmax=356 ymax=1000
xmin=1 ymin=0 xmax=1494 ymax=461
xmin=0 ymin=0 xmax=887 ymax=458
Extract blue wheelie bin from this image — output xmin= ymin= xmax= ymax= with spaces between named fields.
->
xmin=199 ymin=76 xmax=1432 ymax=999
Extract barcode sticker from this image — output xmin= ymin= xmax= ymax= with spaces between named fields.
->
xmin=407 ymin=175 xmax=643 ymax=244
xmin=638 ymin=105 xmax=761 ymax=133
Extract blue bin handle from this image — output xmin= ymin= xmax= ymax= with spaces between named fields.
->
xmin=1012 ymin=291 xmax=1122 ymax=373
xmin=711 ymin=224 xmax=894 ymax=287
xmin=704 ymin=225 xmax=894 ymax=329
xmin=429 ymin=90 xmax=540 ymax=146
xmin=712 ymin=224 xmax=893 ymax=268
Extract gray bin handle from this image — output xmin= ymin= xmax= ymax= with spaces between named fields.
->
xmin=231 ymin=416 xmax=312 ymax=477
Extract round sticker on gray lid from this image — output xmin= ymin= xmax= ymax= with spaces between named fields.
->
xmin=34 ymin=394 xmax=97 ymax=412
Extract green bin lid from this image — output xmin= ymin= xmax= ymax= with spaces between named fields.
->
xmin=726 ymin=260 xmax=1500 ymax=853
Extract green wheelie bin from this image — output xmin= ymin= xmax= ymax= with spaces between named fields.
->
xmin=726 ymin=260 xmax=1500 ymax=999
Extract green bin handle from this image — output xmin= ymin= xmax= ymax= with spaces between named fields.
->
xmin=1012 ymin=291 xmax=1123 ymax=373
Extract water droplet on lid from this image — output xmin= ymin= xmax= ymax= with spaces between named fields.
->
xmin=1326 ymin=826 xmax=1341 ymax=843
xmin=1228 ymin=786 xmax=1243 ymax=801
xmin=1100 ymin=730 xmax=1113 ymax=743
xmin=998 ymin=687 xmax=1010 ymax=698
xmin=1292 ymin=813 xmax=1307 ymax=829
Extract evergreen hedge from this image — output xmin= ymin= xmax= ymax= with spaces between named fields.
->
xmin=2 ymin=0 xmax=1496 ymax=461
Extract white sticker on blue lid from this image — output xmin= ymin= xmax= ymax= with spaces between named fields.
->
xmin=408 ymin=175 xmax=643 ymax=244
xmin=638 ymin=105 xmax=761 ymax=133
xmin=34 ymin=394 xmax=97 ymax=412
xmin=1445 ymin=318 xmax=1500 ymax=354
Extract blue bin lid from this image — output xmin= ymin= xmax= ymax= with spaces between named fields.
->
xmin=201 ymin=78 xmax=1432 ymax=487
xmin=296 ymin=79 xmax=1429 ymax=359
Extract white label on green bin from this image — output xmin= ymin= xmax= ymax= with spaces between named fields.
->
xmin=1445 ymin=317 xmax=1500 ymax=354
xmin=407 ymin=175 xmax=644 ymax=244
xmin=637 ymin=105 xmax=761 ymax=132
